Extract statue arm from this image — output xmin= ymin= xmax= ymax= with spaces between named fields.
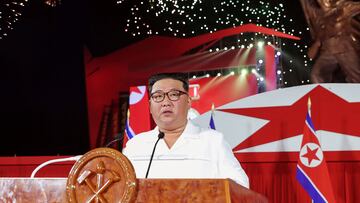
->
xmin=299 ymin=0 xmax=322 ymax=59
xmin=346 ymin=2 xmax=360 ymax=43
xmin=350 ymin=2 xmax=360 ymax=12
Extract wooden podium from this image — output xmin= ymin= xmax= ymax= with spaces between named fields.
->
xmin=0 ymin=148 xmax=267 ymax=203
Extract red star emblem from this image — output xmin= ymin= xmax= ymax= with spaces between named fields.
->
xmin=219 ymin=86 xmax=360 ymax=151
xmin=302 ymin=145 xmax=320 ymax=165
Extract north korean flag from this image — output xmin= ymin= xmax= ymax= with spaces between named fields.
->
xmin=296 ymin=100 xmax=336 ymax=203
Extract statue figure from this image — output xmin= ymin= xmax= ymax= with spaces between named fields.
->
xmin=299 ymin=0 xmax=360 ymax=83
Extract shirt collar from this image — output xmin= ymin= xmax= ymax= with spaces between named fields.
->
xmin=153 ymin=120 xmax=201 ymax=139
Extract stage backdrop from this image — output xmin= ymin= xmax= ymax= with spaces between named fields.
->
xmin=124 ymin=80 xmax=360 ymax=203
xmin=194 ymin=83 xmax=360 ymax=202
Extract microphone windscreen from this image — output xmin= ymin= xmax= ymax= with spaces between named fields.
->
xmin=158 ymin=132 xmax=165 ymax=139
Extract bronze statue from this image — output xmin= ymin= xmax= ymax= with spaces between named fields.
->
xmin=300 ymin=0 xmax=360 ymax=83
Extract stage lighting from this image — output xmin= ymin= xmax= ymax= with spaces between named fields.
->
xmin=241 ymin=69 xmax=248 ymax=75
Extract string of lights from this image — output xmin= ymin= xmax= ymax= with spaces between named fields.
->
xmin=0 ymin=0 xmax=29 ymax=40
xmin=116 ymin=0 xmax=312 ymax=86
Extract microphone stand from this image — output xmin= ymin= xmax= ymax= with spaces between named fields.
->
xmin=145 ymin=131 xmax=164 ymax=178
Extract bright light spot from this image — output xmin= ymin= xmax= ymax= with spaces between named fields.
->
xmin=241 ymin=69 xmax=248 ymax=75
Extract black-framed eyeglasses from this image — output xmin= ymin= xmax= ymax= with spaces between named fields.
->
xmin=150 ymin=90 xmax=188 ymax=103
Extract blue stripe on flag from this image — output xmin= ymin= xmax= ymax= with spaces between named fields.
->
xmin=209 ymin=113 xmax=216 ymax=130
xmin=306 ymin=112 xmax=316 ymax=132
xmin=296 ymin=165 xmax=327 ymax=203
xmin=125 ymin=120 xmax=135 ymax=139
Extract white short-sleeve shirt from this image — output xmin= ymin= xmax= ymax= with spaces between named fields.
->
xmin=123 ymin=121 xmax=249 ymax=188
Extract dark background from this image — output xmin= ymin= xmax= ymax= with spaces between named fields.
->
xmin=0 ymin=0 xmax=89 ymax=155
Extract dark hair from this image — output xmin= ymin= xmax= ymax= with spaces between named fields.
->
xmin=148 ymin=72 xmax=189 ymax=94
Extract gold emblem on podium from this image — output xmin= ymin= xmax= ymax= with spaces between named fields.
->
xmin=66 ymin=148 xmax=137 ymax=203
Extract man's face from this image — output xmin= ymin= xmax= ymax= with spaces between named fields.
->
xmin=149 ymin=78 xmax=191 ymax=130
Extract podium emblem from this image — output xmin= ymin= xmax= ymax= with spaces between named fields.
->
xmin=66 ymin=148 xmax=137 ymax=203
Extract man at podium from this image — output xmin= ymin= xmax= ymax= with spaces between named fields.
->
xmin=123 ymin=72 xmax=249 ymax=188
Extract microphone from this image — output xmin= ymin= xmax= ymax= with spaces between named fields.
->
xmin=30 ymin=155 xmax=82 ymax=178
xmin=145 ymin=131 xmax=165 ymax=178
